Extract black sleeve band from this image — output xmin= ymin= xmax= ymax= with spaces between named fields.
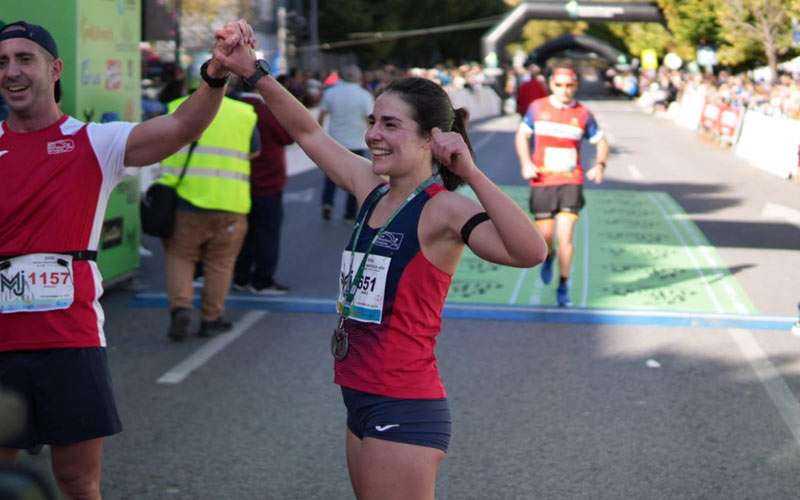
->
xmin=460 ymin=212 xmax=491 ymax=245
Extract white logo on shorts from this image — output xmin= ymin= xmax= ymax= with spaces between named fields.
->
xmin=375 ymin=424 xmax=400 ymax=432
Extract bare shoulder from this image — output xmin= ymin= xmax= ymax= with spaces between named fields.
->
xmin=424 ymin=189 xmax=483 ymax=231
xmin=430 ymin=189 xmax=481 ymax=212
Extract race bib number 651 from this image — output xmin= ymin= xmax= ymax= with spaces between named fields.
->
xmin=337 ymin=251 xmax=390 ymax=324
xmin=0 ymin=254 xmax=75 ymax=313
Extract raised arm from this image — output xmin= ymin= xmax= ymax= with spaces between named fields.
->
xmin=124 ymin=79 xmax=225 ymax=166
xmin=214 ymin=28 xmax=381 ymax=202
xmin=123 ymin=20 xmax=254 ymax=166
xmin=431 ymin=128 xmax=547 ymax=268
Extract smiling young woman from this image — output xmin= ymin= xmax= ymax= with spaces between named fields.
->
xmin=211 ymin=22 xmax=548 ymax=499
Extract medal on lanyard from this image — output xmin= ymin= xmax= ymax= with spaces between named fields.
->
xmin=331 ymin=176 xmax=438 ymax=361
xmin=331 ymin=316 xmax=349 ymax=361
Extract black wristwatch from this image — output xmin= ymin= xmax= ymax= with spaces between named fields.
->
xmin=244 ymin=59 xmax=271 ymax=88
xmin=200 ymin=60 xmax=228 ymax=88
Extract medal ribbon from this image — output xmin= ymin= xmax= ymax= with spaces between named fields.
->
xmin=340 ymin=175 xmax=439 ymax=319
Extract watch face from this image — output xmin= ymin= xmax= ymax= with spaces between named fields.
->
xmin=245 ymin=60 xmax=270 ymax=87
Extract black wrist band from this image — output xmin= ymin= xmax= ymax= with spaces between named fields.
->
xmin=461 ymin=212 xmax=491 ymax=245
xmin=200 ymin=60 xmax=228 ymax=88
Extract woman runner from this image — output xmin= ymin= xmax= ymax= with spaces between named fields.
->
xmin=213 ymin=22 xmax=548 ymax=499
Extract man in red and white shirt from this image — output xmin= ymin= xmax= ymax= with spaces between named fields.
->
xmin=515 ymin=67 xmax=610 ymax=307
xmin=0 ymin=19 xmax=254 ymax=499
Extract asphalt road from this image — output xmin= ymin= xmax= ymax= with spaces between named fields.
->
xmin=18 ymin=93 xmax=800 ymax=499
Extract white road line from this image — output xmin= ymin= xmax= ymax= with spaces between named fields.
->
xmin=762 ymin=202 xmax=800 ymax=229
xmin=509 ymin=267 xmax=529 ymax=305
xmin=529 ymin=272 xmax=544 ymax=305
xmin=472 ymin=132 xmax=496 ymax=152
xmin=648 ymin=193 xmax=724 ymax=313
xmin=659 ymin=193 xmax=749 ymax=314
xmin=157 ymin=311 xmax=267 ymax=384
xmin=730 ymin=328 xmax=800 ymax=450
xmin=627 ymin=163 xmax=644 ymax=180
xmin=677 ymin=217 xmax=749 ymax=314
xmin=580 ymin=206 xmax=590 ymax=307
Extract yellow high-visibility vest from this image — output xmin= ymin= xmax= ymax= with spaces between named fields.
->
xmin=159 ymin=96 xmax=257 ymax=214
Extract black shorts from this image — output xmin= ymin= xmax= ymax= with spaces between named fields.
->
xmin=0 ymin=348 xmax=122 ymax=448
xmin=341 ymin=386 xmax=451 ymax=452
xmin=529 ymin=184 xmax=585 ymax=220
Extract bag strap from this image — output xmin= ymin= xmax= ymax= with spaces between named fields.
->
xmin=174 ymin=141 xmax=198 ymax=187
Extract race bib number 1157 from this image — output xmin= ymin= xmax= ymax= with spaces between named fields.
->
xmin=0 ymin=254 xmax=75 ymax=313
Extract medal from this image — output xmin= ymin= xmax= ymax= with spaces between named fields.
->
xmin=332 ymin=175 xmax=439 ymax=362
xmin=331 ymin=317 xmax=349 ymax=360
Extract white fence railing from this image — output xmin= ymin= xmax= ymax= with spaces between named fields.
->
xmin=663 ymin=88 xmax=799 ymax=180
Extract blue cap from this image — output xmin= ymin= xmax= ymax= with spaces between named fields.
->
xmin=0 ymin=21 xmax=61 ymax=101
xmin=0 ymin=21 xmax=59 ymax=58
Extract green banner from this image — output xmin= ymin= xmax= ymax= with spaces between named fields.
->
xmin=450 ymin=187 xmax=756 ymax=314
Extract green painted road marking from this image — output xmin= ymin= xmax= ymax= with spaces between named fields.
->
xmin=448 ymin=187 xmax=757 ymax=314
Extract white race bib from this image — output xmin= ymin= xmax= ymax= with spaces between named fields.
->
xmin=337 ymin=251 xmax=391 ymax=324
xmin=543 ymin=147 xmax=578 ymax=172
xmin=0 ymin=254 xmax=75 ymax=313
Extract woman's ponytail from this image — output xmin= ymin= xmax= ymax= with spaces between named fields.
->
xmin=438 ymin=107 xmax=473 ymax=191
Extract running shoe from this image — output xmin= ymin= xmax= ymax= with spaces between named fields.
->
xmin=198 ymin=317 xmax=233 ymax=337
xmin=556 ymin=282 xmax=571 ymax=307
xmin=168 ymin=307 xmax=192 ymax=341
xmin=540 ymin=254 xmax=554 ymax=285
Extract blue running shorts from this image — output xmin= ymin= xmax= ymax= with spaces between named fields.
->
xmin=341 ymin=386 xmax=451 ymax=452
xmin=0 ymin=348 xmax=122 ymax=448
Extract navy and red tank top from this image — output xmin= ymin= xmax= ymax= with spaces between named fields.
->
xmin=334 ymin=182 xmax=452 ymax=399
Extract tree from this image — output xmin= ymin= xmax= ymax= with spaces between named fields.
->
xmin=657 ymin=0 xmax=722 ymax=48
xmin=716 ymin=0 xmax=798 ymax=80
xmin=600 ymin=22 xmax=674 ymax=60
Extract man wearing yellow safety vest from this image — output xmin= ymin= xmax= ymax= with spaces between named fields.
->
xmin=159 ymin=88 xmax=259 ymax=341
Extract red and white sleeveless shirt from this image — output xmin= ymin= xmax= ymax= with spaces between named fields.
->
xmin=0 ymin=115 xmax=134 ymax=351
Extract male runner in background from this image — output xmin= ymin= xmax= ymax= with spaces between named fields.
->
xmin=515 ymin=67 xmax=609 ymax=306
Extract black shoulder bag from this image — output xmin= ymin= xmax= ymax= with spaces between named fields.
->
xmin=139 ymin=141 xmax=198 ymax=238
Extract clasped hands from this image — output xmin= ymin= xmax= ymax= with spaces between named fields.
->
xmin=205 ymin=19 xmax=259 ymax=80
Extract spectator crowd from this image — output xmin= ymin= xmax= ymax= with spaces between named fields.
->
xmin=634 ymin=66 xmax=800 ymax=120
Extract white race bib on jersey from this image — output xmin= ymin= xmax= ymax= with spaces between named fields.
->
xmin=543 ymin=147 xmax=578 ymax=172
xmin=337 ymin=251 xmax=391 ymax=324
xmin=0 ymin=254 xmax=75 ymax=313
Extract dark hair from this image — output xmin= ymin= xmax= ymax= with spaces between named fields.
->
xmin=381 ymin=77 xmax=473 ymax=191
